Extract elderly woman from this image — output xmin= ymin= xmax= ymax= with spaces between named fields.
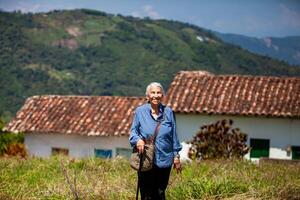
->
xmin=129 ymin=82 xmax=182 ymax=200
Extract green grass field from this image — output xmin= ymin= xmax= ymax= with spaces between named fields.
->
xmin=0 ymin=156 xmax=299 ymax=200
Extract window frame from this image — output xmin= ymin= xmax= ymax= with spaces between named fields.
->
xmin=51 ymin=147 xmax=69 ymax=156
xmin=94 ymin=148 xmax=112 ymax=158
xmin=116 ymin=147 xmax=132 ymax=159
xmin=250 ymin=138 xmax=270 ymax=158
xmin=291 ymin=146 xmax=300 ymax=160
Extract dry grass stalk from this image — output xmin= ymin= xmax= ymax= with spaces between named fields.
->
xmin=60 ymin=160 xmax=79 ymax=200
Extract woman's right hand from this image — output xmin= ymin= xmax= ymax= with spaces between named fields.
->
xmin=136 ymin=139 xmax=145 ymax=154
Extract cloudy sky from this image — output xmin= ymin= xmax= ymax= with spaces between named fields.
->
xmin=0 ymin=0 xmax=300 ymax=38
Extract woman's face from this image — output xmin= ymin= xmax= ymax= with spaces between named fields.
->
xmin=148 ymin=86 xmax=163 ymax=106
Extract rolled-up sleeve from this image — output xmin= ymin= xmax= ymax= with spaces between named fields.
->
xmin=129 ymin=110 xmax=141 ymax=147
xmin=171 ymin=111 xmax=182 ymax=155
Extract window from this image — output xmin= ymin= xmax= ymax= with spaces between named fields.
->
xmin=292 ymin=146 xmax=300 ymax=160
xmin=250 ymin=138 xmax=270 ymax=158
xmin=52 ymin=147 xmax=69 ymax=156
xmin=116 ymin=148 xmax=132 ymax=159
xmin=94 ymin=149 xmax=112 ymax=158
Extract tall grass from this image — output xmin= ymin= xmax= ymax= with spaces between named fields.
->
xmin=0 ymin=156 xmax=299 ymax=199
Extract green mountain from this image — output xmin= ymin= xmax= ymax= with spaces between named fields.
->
xmin=215 ymin=32 xmax=300 ymax=66
xmin=1 ymin=9 xmax=300 ymax=120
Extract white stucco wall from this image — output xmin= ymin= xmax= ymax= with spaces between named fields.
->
xmin=175 ymin=114 xmax=300 ymax=160
xmin=24 ymin=114 xmax=300 ymax=160
xmin=25 ymin=133 xmax=131 ymax=158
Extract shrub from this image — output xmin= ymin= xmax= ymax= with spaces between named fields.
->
xmin=4 ymin=143 xmax=27 ymax=157
xmin=0 ymin=119 xmax=25 ymax=156
xmin=189 ymin=119 xmax=250 ymax=160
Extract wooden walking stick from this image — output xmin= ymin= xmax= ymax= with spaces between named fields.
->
xmin=136 ymin=152 xmax=143 ymax=200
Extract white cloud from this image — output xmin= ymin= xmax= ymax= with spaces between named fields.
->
xmin=279 ymin=3 xmax=300 ymax=27
xmin=0 ymin=1 xmax=67 ymax=13
xmin=131 ymin=5 xmax=161 ymax=20
xmin=15 ymin=2 xmax=41 ymax=13
xmin=142 ymin=5 xmax=160 ymax=19
xmin=131 ymin=11 xmax=141 ymax=18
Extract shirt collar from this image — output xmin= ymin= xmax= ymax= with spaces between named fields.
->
xmin=147 ymin=103 xmax=164 ymax=121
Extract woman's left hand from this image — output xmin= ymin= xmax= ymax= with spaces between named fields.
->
xmin=173 ymin=157 xmax=182 ymax=174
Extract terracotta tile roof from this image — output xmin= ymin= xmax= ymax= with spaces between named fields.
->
xmin=4 ymin=95 xmax=146 ymax=136
xmin=164 ymin=71 xmax=300 ymax=118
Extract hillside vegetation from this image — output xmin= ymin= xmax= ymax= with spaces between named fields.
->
xmin=1 ymin=9 xmax=300 ymax=120
xmin=0 ymin=156 xmax=299 ymax=199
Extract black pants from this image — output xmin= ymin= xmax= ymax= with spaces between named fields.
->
xmin=139 ymin=164 xmax=172 ymax=200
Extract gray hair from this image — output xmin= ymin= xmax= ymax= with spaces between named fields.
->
xmin=145 ymin=82 xmax=165 ymax=96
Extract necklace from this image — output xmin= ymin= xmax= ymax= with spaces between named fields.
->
xmin=151 ymin=108 xmax=158 ymax=119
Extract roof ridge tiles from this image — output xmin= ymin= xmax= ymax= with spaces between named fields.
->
xmin=165 ymin=71 xmax=300 ymax=118
xmin=177 ymin=70 xmax=300 ymax=79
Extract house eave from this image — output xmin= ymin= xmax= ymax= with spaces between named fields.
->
xmin=174 ymin=111 xmax=300 ymax=119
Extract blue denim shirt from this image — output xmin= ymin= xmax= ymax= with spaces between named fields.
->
xmin=129 ymin=103 xmax=182 ymax=168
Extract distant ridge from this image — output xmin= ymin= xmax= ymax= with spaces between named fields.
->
xmin=215 ymin=32 xmax=300 ymax=66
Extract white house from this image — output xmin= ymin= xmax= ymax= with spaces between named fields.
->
xmin=4 ymin=71 xmax=300 ymax=161
xmin=4 ymin=95 xmax=145 ymax=158
xmin=164 ymin=71 xmax=300 ymax=161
